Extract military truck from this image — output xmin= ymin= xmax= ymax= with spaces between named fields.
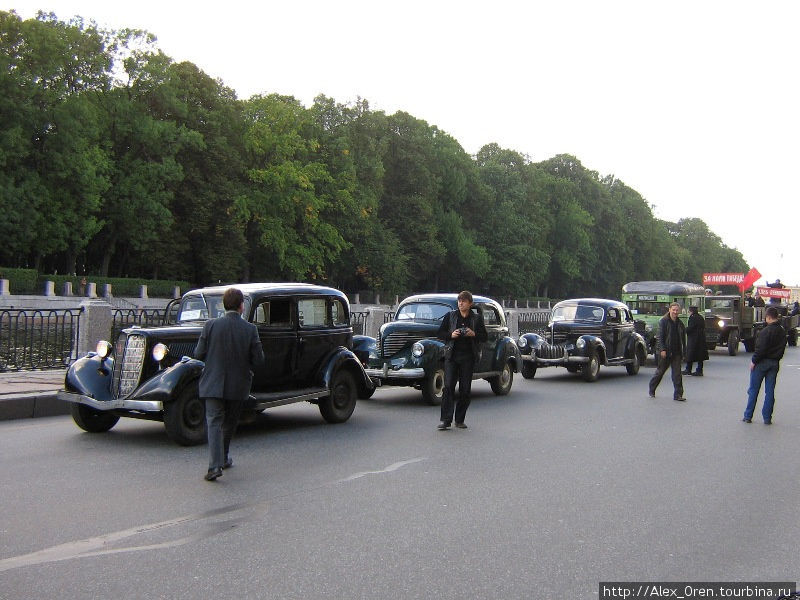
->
xmin=704 ymin=296 xmax=799 ymax=353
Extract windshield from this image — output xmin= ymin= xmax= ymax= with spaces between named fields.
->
xmin=177 ymin=294 xmax=227 ymax=322
xmin=552 ymin=304 xmax=604 ymax=323
xmin=395 ymin=302 xmax=451 ymax=323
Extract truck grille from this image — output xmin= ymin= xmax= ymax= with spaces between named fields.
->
xmin=381 ymin=332 xmax=425 ymax=358
xmin=112 ymin=333 xmax=147 ymax=398
xmin=536 ymin=342 xmax=567 ymax=360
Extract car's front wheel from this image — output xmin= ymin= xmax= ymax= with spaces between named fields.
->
xmin=490 ymin=362 xmax=514 ymax=395
xmin=422 ymin=366 xmax=445 ymax=405
xmin=319 ymin=370 xmax=357 ymax=423
xmin=70 ymin=403 xmax=119 ymax=433
xmin=521 ymin=361 xmax=537 ymax=379
xmin=626 ymin=348 xmax=643 ymax=375
xmin=581 ymin=351 xmax=600 ymax=382
xmin=164 ymin=384 xmax=207 ymax=446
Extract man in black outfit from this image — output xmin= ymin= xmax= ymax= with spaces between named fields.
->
xmin=195 ymin=288 xmax=265 ymax=481
xmin=436 ymin=291 xmax=487 ymax=430
xmin=683 ymin=305 xmax=708 ymax=376
xmin=742 ymin=306 xmax=786 ymax=424
xmin=648 ymin=302 xmax=687 ymax=401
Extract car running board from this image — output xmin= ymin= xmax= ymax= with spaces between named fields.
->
xmin=250 ymin=387 xmax=330 ymax=410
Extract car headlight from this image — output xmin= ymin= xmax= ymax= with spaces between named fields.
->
xmin=152 ymin=343 xmax=169 ymax=362
xmin=518 ymin=336 xmax=528 ymax=348
xmin=717 ymin=320 xmax=725 ymax=328
xmin=576 ymin=338 xmax=586 ymax=349
xmin=412 ymin=342 xmax=424 ymax=357
xmin=96 ymin=340 xmax=112 ymax=359
xmin=645 ymin=324 xmax=652 ymax=332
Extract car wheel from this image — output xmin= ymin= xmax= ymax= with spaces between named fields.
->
xmin=727 ymin=330 xmax=739 ymax=356
xmin=422 ymin=366 xmax=445 ymax=405
xmin=163 ymin=384 xmax=207 ymax=446
xmin=626 ymin=348 xmax=642 ymax=375
xmin=581 ymin=351 xmax=600 ymax=382
xmin=521 ymin=362 xmax=537 ymax=379
xmin=70 ymin=403 xmax=120 ymax=433
xmin=319 ymin=370 xmax=357 ymax=423
xmin=490 ymin=362 xmax=514 ymax=395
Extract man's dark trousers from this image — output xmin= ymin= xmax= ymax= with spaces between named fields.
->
xmin=441 ymin=354 xmax=474 ymax=425
xmin=205 ymin=397 xmax=244 ymax=470
xmin=649 ymin=353 xmax=684 ymax=399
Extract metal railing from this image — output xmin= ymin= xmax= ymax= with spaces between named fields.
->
xmin=0 ymin=308 xmax=82 ymax=371
xmin=111 ymin=308 xmax=168 ymax=340
xmin=351 ymin=311 xmax=368 ymax=335
xmin=517 ymin=311 xmax=550 ymax=335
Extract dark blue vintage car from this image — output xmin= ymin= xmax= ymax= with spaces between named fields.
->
xmin=517 ymin=298 xmax=647 ymax=382
xmin=354 ymin=293 xmax=520 ymax=404
xmin=57 ymin=283 xmax=373 ymax=445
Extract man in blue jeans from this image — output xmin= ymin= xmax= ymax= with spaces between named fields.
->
xmin=743 ymin=306 xmax=786 ymax=424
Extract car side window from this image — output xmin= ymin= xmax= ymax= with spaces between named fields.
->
xmin=253 ymin=299 xmax=293 ymax=328
xmin=480 ymin=304 xmax=500 ymax=327
xmin=607 ymin=308 xmax=620 ymax=323
xmin=331 ymin=299 xmax=348 ymax=326
xmin=298 ymin=298 xmax=328 ymax=328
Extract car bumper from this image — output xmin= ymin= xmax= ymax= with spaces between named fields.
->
xmin=521 ymin=353 xmax=589 ymax=365
xmin=364 ymin=366 xmax=425 ymax=380
xmin=57 ymin=390 xmax=163 ymax=412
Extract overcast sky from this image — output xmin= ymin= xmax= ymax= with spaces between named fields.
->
xmin=8 ymin=1 xmax=800 ymax=287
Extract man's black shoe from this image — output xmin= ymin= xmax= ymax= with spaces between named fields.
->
xmin=223 ymin=457 xmax=233 ymax=469
xmin=648 ymin=392 xmax=655 ymax=398
xmin=764 ymin=420 xmax=772 ymax=425
xmin=437 ymin=421 xmax=451 ymax=430
xmin=673 ymin=396 xmax=686 ymax=401
xmin=681 ymin=370 xmax=692 ymax=375
xmin=455 ymin=422 xmax=468 ymax=429
xmin=742 ymin=418 xmax=752 ymax=423
xmin=204 ymin=467 xmax=223 ymax=481
xmin=693 ymin=371 xmax=703 ymax=377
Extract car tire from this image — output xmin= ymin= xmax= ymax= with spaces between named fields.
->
xmin=581 ymin=351 xmax=600 ymax=382
xmin=422 ymin=366 xmax=445 ymax=405
xmin=319 ymin=370 xmax=357 ymax=423
xmin=727 ymin=330 xmax=739 ymax=356
xmin=521 ymin=361 xmax=537 ymax=379
xmin=163 ymin=384 xmax=207 ymax=446
xmin=490 ymin=362 xmax=514 ymax=395
xmin=626 ymin=348 xmax=642 ymax=375
xmin=70 ymin=403 xmax=120 ymax=433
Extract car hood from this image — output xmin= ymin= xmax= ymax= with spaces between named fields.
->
xmin=380 ymin=320 xmax=441 ymax=338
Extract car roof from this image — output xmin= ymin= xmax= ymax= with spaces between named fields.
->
xmin=183 ymin=283 xmax=347 ymax=299
xmin=400 ymin=293 xmax=499 ymax=307
xmin=554 ymin=298 xmax=629 ymax=310
xmin=622 ymin=281 xmax=706 ymax=295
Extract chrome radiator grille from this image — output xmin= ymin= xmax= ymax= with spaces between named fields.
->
xmin=112 ymin=333 xmax=147 ymax=398
xmin=381 ymin=332 xmax=425 ymax=358
xmin=536 ymin=343 xmax=568 ymax=360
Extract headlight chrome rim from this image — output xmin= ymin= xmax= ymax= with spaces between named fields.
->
xmin=152 ymin=343 xmax=169 ymax=362
xmin=412 ymin=342 xmax=424 ymax=357
xmin=96 ymin=340 xmax=112 ymax=359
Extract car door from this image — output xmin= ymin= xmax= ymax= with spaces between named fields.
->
xmin=604 ymin=307 xmax=623 ymax=358
xmin=295 ymin=296 xmax=351 ymax=386
xmin=251 ymin=296 xmax=297 ymax=391
xmin=476 ymin=303 xmax=502 ymax=372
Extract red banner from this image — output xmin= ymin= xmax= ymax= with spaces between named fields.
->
xmin=738 ymin=267 xmax=761 ymax=292
xmin=703 ymin=272 xmax=744 ymax=285
xmin=756 ymin=286 xmax=791 ymax=299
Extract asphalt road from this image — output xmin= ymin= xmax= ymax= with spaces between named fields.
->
xmin=1 ymin=348 xmax=798 ymax=599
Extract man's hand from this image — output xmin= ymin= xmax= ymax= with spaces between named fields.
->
xmin=660 ymin=350 xmax=667 ymax=359
xmin=750 ymin=362 xmax=755 ymax=371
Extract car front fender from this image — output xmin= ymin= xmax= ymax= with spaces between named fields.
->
xmin=320 ymin=347 xmax=375 ymax=398
xmin=64 ymin=354 xmax=114 ymax=401
xmin=494 ymin=336 xmax=521 ymax=371
xmin=129 ymin=357 xmax=204 ymax=404
xmin=577 ymin=335 xmax=606 ymax=362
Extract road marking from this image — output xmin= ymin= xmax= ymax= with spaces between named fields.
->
xmin=336 ymin=457 xmax=427 ymax=483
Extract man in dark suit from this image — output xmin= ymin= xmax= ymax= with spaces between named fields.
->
xmin=194 ymin=287 xmax=264 ymax=481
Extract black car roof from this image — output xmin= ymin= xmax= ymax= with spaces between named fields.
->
xmin=622 ymin=281 xmax=706 ymax=295
xmin=183 ymin=283 xmax=347 ymax=300
xmin=554 ymin=298 xmax=629 ymax=310
xmin=399 ymin=293 xmax=499 ymax=308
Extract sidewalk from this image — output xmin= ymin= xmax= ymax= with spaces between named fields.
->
xmin=0 ymin=369 xmax=69 ymax=420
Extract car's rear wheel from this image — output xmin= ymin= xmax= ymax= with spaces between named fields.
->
xmin=422 ymin=366 xmax=445 ymax=405
xmin=490 ymin=362 xmax=514 ymax=395
xmin=626 ymin=348 xmax=643 ymax=375
xmin=164 ymin=384 xmax=207 ymax=446
xmin=319 ymin=370 xmax=357 ymax=423
xmin=581 ymin=351 xmax=600 ymax=382
xmin=521 ymin=361 xmax=537 ymax=379
xmin=727 ymin=330 xmax=739 ymax=356
xmin=70 ymin=403 xmax=119 ymax=433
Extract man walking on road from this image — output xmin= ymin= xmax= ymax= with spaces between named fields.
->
xmin=195 ymin=287 xmax=264 ymax=481
xmin=742 ymin=306 xmax=786 ymax=424
xmin=649 ymin=302 xmax=687 ymax=401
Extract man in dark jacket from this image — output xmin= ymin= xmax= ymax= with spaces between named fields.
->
xmin=683 ymin=305 xmax=709 ymax=376
xmin=648 ymin=302 xmax=687 ymax=401
xmin=742 ymin=306 xmax=786 ymax=424
xmin=195 ymin=288 xmax=265 ymax=481
xmin=436 ymin=290 xmax=488 ymax=430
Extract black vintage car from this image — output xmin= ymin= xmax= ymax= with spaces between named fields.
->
xmin=354 ymin=293 xmax=520 ymax=404
xmin=57 ymin=284 xmax=374 ymax=445
xmin=517 ymin=298 xmax=647 ymax=382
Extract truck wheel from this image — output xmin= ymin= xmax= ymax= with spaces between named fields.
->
xmin=421 ymin=366 xmax=445 ymax=405
xmin=319 ymin=370 xmax=357 ymax=423
xmin=490 ymin=362 xmax=514 ymax=395
xmin=521 ymin=362 xmax=537 ymax=379
xmin=626 ymin=348 xmax=643 ymax=375
xmin=727 ymin=330 xmax=739 ymax=356
xmin=70 ymin=403 xmax=119 ymax=433
xmin=164 ymin=384 xmax=207 ymax=446
xmin=581 ymin=351 xmax=600 ymax=382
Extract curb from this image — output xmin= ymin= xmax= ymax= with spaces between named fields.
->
xmin=0 ymin=392 xmax=70 ymax=421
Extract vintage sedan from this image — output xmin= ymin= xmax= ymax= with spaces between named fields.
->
xmin=354 ymin=293 xmax=520 ymax=404
xmin=58 ymin=283 xmax=374 ymax=445
xmin=517 ymin=298 xmax=647 ymax=382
